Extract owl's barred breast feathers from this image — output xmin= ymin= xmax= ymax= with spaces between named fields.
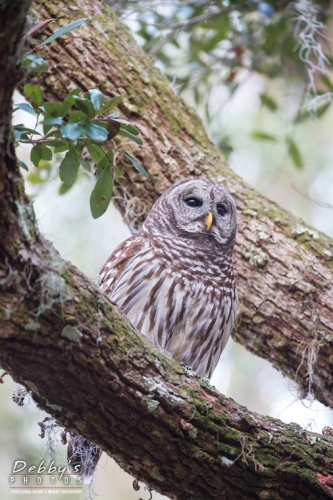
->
xmin=99 ymin=177 xmax=238 ymax=379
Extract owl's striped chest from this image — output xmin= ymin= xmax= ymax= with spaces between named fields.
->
xmin=113 ymin=248 xmax=232 ymax=328
xmin=100 ymin=234 xmax=237 ymax=378
xmin=151 ymin=235 xmax=234 ymax=281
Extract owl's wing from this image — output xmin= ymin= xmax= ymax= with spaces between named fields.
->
xmin=99 ymin=235 xmax=174 ymax=348
xmin=165 ymin=288 xmax=238 ymax=379
xmin=98 ymin=235 xmax=150 ymax=295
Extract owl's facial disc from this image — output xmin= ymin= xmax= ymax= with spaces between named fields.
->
xmin=164 ymin=178 xmax=237 ymax=249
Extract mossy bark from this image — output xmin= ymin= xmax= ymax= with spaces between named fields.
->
xmin=2 ymin=279 xmax=333 ymax=500
xmin=1 ymin=1 xmax=333 ymax=499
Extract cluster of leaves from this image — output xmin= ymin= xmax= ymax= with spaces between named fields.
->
xmin=14 ymin=87 xmax=147 ymax=218
xmin=117 ymin=0 xmax=333 ymax=168
xmin=15 ymin=18 xmax=147 ymax=218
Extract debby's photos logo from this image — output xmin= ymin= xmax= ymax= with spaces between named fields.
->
xmin=9 ymin=460 xmax=83 ymax=495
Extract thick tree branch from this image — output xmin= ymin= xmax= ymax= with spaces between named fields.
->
xmin=2 ymin=247 xmax=333 ymax=499
xmin=2 ymin=266 xmax=333 ymax=500
xmin=24 ymin=0 xmax=333 ymax=408
xmin=1 ymin=1 xmax=333 ymax=499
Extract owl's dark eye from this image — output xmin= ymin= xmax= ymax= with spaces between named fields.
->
xmin=184 ymin=197 xmax=203 ymax=208
xmin=216 ymin=203 xmax=227 ymax=216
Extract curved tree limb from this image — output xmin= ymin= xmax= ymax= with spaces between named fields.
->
xmin=23 ymin=0 xmax=333 ymax=408
xmin=1 ymin=2 xmax=333 ymax=499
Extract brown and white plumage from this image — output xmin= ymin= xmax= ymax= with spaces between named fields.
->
xmin=99 ymin=177 xmax=238 ymax=378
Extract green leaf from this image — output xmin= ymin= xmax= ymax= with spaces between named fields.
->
xmin=30 ymin=145 xmax=44 ymax=167
xmin=287 ymin=139 xmax=303 ymax=169
xmin=19 ymin=160 xmax=29 ymax=171
xmin=61 ymin=123 xmax=85 ymax=141
xmin=14 ymin=125 xmax=41 ymax=141
xmin=41 ymin=18 xmax=88 ymax=45
xmin=86 ymin=143 xmax=105 ymax=163
xmin=81 ymin=123 xmax=108 ymax=143
xmin=50 ymin=89 xmax=81 ymax=119
xmin=24 ymin=84 xmax=43 ymax=106
xmin=99 ymin=96 xmax=122 ymax=114
xmin=68 ymin=110 xmax=88 ymax=122
xmin=251 ymin=131 xmax=277 ymax=141
xmin=99 ymin=119 xmax=120 ymax=139
xmin=123 ymin=152 xmax=149 ymax=178
xmin=73 ymin=96 xmax=96 ymax=117
xmin=92 ymin=120 xmax=110 ymax=130
xmin=58 ymin=182 xmax=73 ymax=195
xmin=119 ymin=123 xmax=139 ymax=136
xmin=44 ymin=102 xmax=65 ymax=118
xmin=53 ymin=141 xmax=70 ymax=153
xmin=79 ymin=157 xmax=91 ymax=172
xmin=14 ymin=102 xmax=37 ymax=116
xmin=22 ymin=55 xmax=48 ymax=73
xmin=62 ymin=91 xmax=80 ymax=115
xmin=95 ymin=150 xmax=114 ymax=175
xmin=40 ymin=117 xmax=64 ymax=126
xmin=43 ymin=104 xmax=64 ymax=135
xmin=92 ymin=119 xmax=121 ymax=140
xmin=88 ymin=89 xmax=104 ymax=111
xmin=51 ymin=130 xmax=63 ymax=140
xmin=14 ymin=125 xmax=41 ymax=135
xmin=260 ymin=93 xmax=278 ymax=111
xmin=29 ymin=144 xmax=52 ymax=166
xmin=59 ymin=149 xmax=79 ymax=184
xmin=118 ymin=128 xmax=143 ymax=145
xmin=90 ymin=166 xmax=113 ymax=218
xmin=40 ymin=145 xmax=53 ymax=161
xmin=67 ymin=88 xmax=81 ymax=97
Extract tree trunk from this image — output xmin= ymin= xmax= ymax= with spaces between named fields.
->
xmin=1 ymin=1 xmax=333 ymax=499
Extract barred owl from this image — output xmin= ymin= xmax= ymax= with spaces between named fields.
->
xmin=68 ymin=178 xmax=238 ymax=482
xmin=99 ymin=177 xmax=238 ymax=378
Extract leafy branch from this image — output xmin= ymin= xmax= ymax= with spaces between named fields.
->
xmin=14 ymin=17 xmax=148 ymax=218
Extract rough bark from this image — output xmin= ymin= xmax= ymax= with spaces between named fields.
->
xmin=1 ymin=1 xmax=333 ymax=499
xmin=24 ymin=0 xmax=333 ymax=408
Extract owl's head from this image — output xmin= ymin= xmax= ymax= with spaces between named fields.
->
xmin=143 ymin=178 xmax=237 ymax=250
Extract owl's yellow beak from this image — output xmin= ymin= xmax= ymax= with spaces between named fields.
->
xmin=205 ymin=211 xmax=213 ymax=230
